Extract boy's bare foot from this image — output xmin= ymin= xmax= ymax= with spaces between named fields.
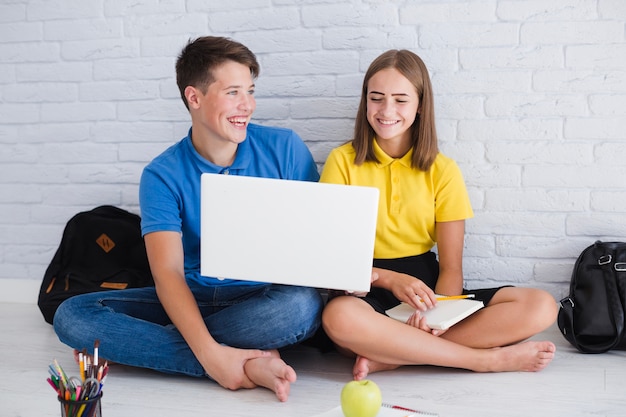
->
xmin=353 ymin=355 xmax=399 ymax=380
xmin=481 ymin=340 xmax=556 ymax=373
xmin=244 ymin=352 xmax=297 ymax=402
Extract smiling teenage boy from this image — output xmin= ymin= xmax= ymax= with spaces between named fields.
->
xmin=140 ymin=37 xmax=324 ymax=400
xmin=53 ymin=36 xmax=323 ymax=402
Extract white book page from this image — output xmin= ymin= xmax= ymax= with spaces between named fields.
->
xmin=386 ymin=298 xmax=484 ymax=330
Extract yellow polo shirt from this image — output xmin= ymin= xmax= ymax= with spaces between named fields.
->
xmin=320 ymin=140 xmax=473 ymax=259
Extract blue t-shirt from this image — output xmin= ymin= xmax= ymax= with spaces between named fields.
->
xmin=139 ymin=123 xmax=320 ymax=286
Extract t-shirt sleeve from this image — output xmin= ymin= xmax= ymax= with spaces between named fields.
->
xmin=434 ymin=159 xmax=474 ymax=222
xmin=319 ymin=147 xmax=350 ymax=185
xmin=139 ymin=165 xmax=183 ymax=236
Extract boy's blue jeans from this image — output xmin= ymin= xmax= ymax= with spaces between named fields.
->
xmin=53 ymin=283 xmax=323 ymax=377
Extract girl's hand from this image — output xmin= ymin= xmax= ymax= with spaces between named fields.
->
xmin=387 ymin=271 xmax=437 ymax=311
xmin=406 ymin=311 xmax=447 ymax=337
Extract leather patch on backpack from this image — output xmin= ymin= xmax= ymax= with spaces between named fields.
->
xmin=100 ymin=282 xmax=129 ymax=290
xmin=96 ymin=233 xmax=116 ymax=253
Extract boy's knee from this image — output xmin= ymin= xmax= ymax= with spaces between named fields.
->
xmin=52 ymin=301 xmax=74 ymax=341
xmin=52 ymin=296 xmax=93 ymax=346
xmin=292 ymin=287 xmax=324 ymax=314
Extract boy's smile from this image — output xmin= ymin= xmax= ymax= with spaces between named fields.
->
xmin=188 ymin=60 xmax=257 ymax=162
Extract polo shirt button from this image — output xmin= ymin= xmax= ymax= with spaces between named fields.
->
xmin=393 ymin=195 xmax=400 ymax=201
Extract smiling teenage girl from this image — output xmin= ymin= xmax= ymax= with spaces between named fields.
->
xmin=320 ymin=49 xmax=558 ymax=379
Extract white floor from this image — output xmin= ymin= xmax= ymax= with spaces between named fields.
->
xmin=1 ymin=302 xmax=625 ymax=417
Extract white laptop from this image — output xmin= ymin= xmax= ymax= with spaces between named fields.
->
xmin=200 ymin=174 xmax=379 ymax=292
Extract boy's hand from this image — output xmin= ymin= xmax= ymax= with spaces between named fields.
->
xmin=202 ymin=344 xmax=271 ymax=390
xmin=344 ymin=271 xmax=379 ymax=297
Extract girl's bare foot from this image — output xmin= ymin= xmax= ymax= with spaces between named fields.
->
xmin=353 ymin=355 xmax=399 ymax=380
xmin=353 ymin=340 xmax=555 ymax=378
xmin=244 ymin=354 xmax=297 ymax=402
xmin=481 ymin=340 xmax=556 ymax=373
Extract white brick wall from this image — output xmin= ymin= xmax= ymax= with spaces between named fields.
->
xmin=1 ymin=0 xmax=625 ymax=302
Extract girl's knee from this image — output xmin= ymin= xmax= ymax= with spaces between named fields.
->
xmin=321 ymin=297 xmax=354 ymax=336
xmin=527 ymin=289 xmax=558 ymax=330
xmin=498 ymin=287 xmax=558 ymax=333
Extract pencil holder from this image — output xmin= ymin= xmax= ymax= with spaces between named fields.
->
xmin=58 ymin=392 xmax=102 ymax=417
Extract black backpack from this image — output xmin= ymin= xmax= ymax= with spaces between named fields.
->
xmin=38 ymin=205 xmax=154 ymax=324
xmin=558 ymin=241 xmax=626 ymax=353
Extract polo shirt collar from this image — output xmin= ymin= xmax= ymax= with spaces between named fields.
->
xmin=185 ymin=127 xmax=251 ymax=173
xmin=230 ymin=135 xmax=251 ymax=170
xmin=373 ymin=138 xmax=413 ymax=168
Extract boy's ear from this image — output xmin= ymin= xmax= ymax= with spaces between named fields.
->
xmin=185 ymin=86 xmax=201 ymax=109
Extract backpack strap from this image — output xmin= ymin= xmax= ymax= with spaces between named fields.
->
xmin=557 ymin=296 xmax=579 ymax=348
xmin=558 ymin=249 xmax=624 ymax=353
xmin=598 ymin=253 xmax=625 ymax=348
xmin=606 ymin=250 xmax=626 ymax=336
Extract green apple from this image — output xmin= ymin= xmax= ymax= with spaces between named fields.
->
xmin=340 ymin=379 xmax=382 ymax=417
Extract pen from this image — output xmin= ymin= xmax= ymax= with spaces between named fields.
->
xmin=437 ymin=294 xmax=474 ymax=301
xmin=93 ymin=339 xmax=100 ymax=371
xmin=48 ymin=364 xmax=60 ymax=379
xmin=79 ymin=352 xmax=85 ymax=382
xmin=53 ymin=359 xmax=68 ymax=385
xmin=64 ymin=390 xmax=70 ymax=416
xmin=46 ymin=377 xmax=60 ymax=394
xmin=420 ymin=294 xmax=475 ymax=302
xmin=382 ymin=403 xmax=439 ymax=416
xmin=85 ymin=353 xmax=91 ymax=378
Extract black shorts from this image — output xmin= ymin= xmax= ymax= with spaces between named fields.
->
xmin=305 ymin=252 xmax=510 ymax=351
xmin=362 ymin=252 xmax=510 ymax=315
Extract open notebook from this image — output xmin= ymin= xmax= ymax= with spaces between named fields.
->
xmin=386 ymin=297 xmax=484 ymax=330
xmin=200 ymin=174 xmax=379 ymax=293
